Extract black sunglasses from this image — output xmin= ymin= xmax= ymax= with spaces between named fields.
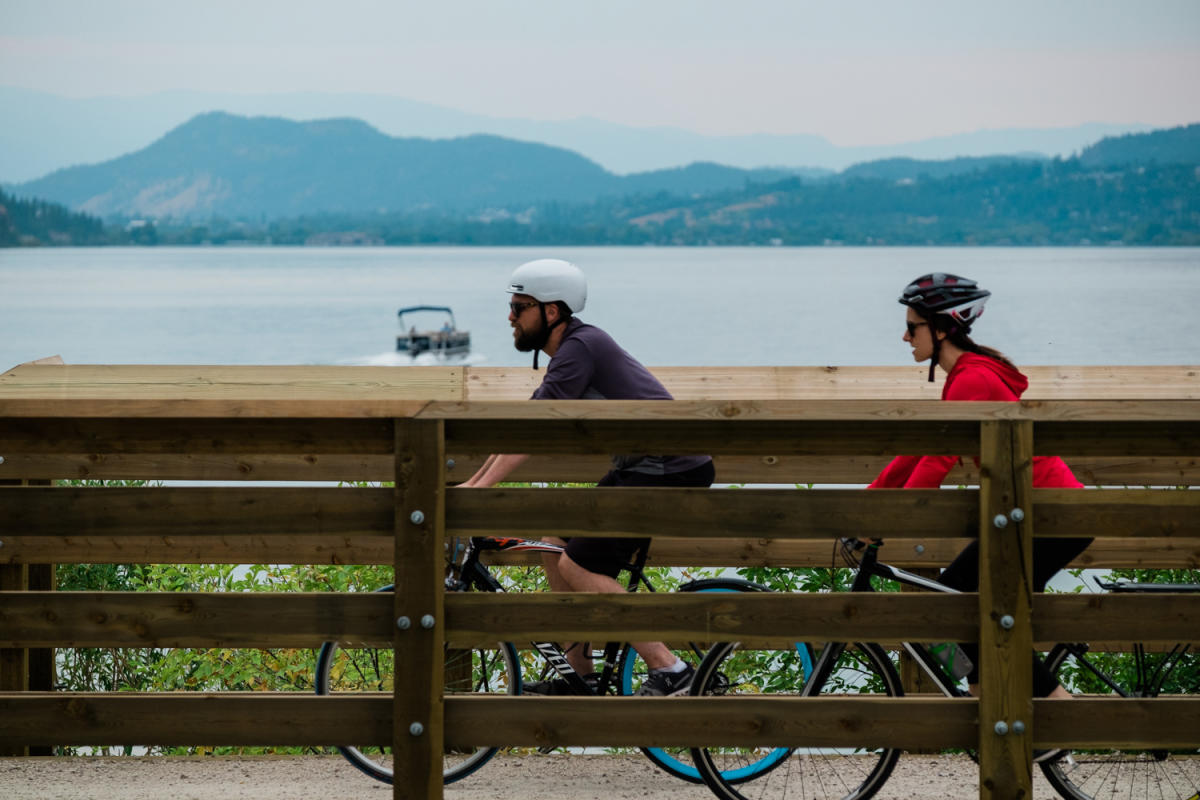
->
xmin=906 ymin=321 xmax=929 ymax=337
xmin=509 ymin=300 xmax=540 ymax=315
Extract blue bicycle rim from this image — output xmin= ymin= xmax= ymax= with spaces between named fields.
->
xmin=623 ymin=587 xmax=814 ymax=782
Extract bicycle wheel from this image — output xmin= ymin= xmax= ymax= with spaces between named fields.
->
xmin=691 ymin=641 xmax=903 ymax=800
xmin=314 ymin=587 xmax=521 ymax=785
xmin=617 ymin=577 xmax=775 ymax=784
xmin=1040 ymin=642 xmax=1200 ymax=800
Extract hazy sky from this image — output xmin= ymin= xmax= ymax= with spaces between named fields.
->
xmin=3 ymin=0 xmax=1198 ymax=144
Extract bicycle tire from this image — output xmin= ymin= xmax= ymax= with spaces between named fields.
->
xmin=691 ymin=640 xmax=904 ymax=800
xmin=1040 ymin=642 xmax=1200 ymax=800
xmin=314 ymin=584 xmax=521 ymax=785
xmin=615 ymin=577 xmax=777 ymax=784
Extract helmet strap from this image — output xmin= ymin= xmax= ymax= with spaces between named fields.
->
xmin=928 ymin=329 xmax=940 ymax=383
xmin=530 ymin=303 xmax=568 ymax=370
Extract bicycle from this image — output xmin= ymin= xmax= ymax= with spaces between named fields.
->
xmin=687 ymin=538 xmax=1200 ymax=800
xmin=315 ymin=533 xmax=772 ymax=786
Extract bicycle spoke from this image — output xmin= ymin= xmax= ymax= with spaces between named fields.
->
xmin=1040 ymin=643 xmax=1200 ymax=800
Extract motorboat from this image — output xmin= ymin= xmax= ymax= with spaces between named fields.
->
xmin=396 ymin=305 xmax=470 ymax=356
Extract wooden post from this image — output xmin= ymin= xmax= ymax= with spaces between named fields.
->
xmin=26 ymin=479 xmax=56 ymax=756
xmin=976 ymin=420 xmax=1034 ymax=799
xmin=394 ymin=418 xmax=446 ymax=800
xmin=1 ymin=478 xmax=40 ymax=757
xmin=0 ymin=561 xmax=29 ymax=757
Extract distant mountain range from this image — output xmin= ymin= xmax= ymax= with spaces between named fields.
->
xmin=0 ymin=86 xmax=1158 ymax=182
xmin=8 ymin=112 xmax=803 ymax=219
xmin=9 ymin=113 xmax=1199 ymax=225
xmin=4 ymin=119 xmax=1196 ymax=247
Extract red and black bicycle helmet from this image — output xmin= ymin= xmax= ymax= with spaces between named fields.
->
xmin=899 ymin=273 xmax=991 ymax=326
xmin=899 ymin=273 xmax=991 ymax=381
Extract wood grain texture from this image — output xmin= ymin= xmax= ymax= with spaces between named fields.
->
xmin=6 ymin=534 xmax=1197 ymax=569
xmin=3 ymin=692 xmax=1193 ymax=750
xmin=393 ymin=418 xmax=445 ymax=800
xmin=0 ymin=591 xmax=394 ymax=648
xmin=0 ymin=417 xmax=395 ymax=454
xmin=2 ymin=451 xmax=1196 ymax=485
xmin=0 ymin=486 xmax=392 ymax=536
xmin=443 ymin=417 xmax=981 ymax=455
xmin=3 ymin=590 xmax=1194 ymax=649
xmin=463 ymin=366 xmax=1200 ymax=401
xmin=976 ymin=420 xmax=1035 ymax=800
xmin=0 ymin=364 xmax=458 ymax=417
xmin=447 ymin=487 xmax=977 ymax=538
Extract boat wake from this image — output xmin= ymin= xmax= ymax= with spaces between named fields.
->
xmin=343 ymin=351 xmax=490 ymax=367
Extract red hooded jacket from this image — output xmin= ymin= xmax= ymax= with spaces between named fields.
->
xmin=868 ymin=352 xmax=1083 ymax=489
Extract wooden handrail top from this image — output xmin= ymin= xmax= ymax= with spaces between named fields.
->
xmin=467 ymin=365 xmax=1200 ymax=401
xmin=423 ymin=398 xmax=1200 ymax=422
xmin=1 ymin=364 xmax=1195 ymax=418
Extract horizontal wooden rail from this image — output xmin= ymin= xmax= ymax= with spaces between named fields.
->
xmin=4 ymin=486 xmax=1196 ymax=567
xmin=5 ymin=365 xmax=1195 ymax=411
xmin=423 ymin=399 xmax=1200 ymax=422
xmin=0 ymin=418 xmax=395 ymax=454
xmin=1033 ymin=488 xmax=1200 ymax=537
xmin=444 ymin=418 xmax=983 ymax=456
xmin=448 ymin=488 xmax=978 ymax=538
xmin=0 ymin=364 xmax=460 ymax=417
xmin=1 ymin=692 xmax=1195 ymax=750
xmin=442 ymin=695 xmax=1200 ymax=749
xmin=5 ymin=487 xmax=1196 ymax=541
xmin=5 ymin=532 xmax=1197 ymax=569
xmin=0 ymin=592 xmax=393 ymax=648
xmin=0 ymin=487 xmax=392 ymax=536
xmin=462 ymin=365 xmax=1200 ymax=402
xmin=1033 ymin=593 xmax=1200 ymax=643
xmin=4 ymin=452 xmax=1197 ymax=485
xmin=5 ymin=591 xmax=1198 ymax=648
xmin=442 ymin=592 xmax=1200 ymax=646
xmin=1035 ymin=421 xmax=1200 ymax=456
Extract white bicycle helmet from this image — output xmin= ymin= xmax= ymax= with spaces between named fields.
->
xmin=507 ymin=259 xmax=587 ymax=313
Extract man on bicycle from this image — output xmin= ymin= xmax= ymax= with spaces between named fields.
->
xmin=458 ymin=258 xmax=714 ymax=696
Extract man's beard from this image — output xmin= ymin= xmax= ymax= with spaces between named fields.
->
xmin=513 ymin=322 xmax=546 ymax=352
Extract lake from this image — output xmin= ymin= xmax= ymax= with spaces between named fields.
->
xmin=2 ymin=246 xmax=1198 ymax=371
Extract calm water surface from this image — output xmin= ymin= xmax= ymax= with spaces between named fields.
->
xmin=2 ymin=246 xmax=1198 ymax=370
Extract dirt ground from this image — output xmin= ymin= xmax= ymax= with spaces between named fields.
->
xmin=1 ymin=752 xmax=1070 ymax=799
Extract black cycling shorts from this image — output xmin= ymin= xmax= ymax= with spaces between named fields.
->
xmin=562 ymin=460 xmax=716 ymax=578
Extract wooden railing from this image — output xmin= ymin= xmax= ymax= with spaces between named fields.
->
xmin=1 ymin=363 xmax=1198 ymax=800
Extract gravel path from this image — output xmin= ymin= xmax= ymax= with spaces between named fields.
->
xmin=2 ymin=753 xmax=1070 ymax=799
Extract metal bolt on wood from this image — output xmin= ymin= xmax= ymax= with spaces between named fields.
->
xmin=409 ymin=722 xmax=424 ymax=736
xmin=420 ymin=614 xmax=435 ymax=629
xmin=999 ymin=614 xmax=1015 ymax=630
xmin=994 ymin=721 xmax=1009 ymax=736
xmin=1009 ymin=508 xmax=1026 ymax=522
xmin=396 ymin=616 xmax=411 ymax=630
xmin=410 ymin=510 xmax=425 ymax=525
xmin=1012 ymin=720 xmax=1026 ymax=734
xmin=914 ymin=544 xmax=925 ymax=554
xmin=0 ymin=455 xmax=5 ymax=464
xmin=445 ymin=458 xmax=456 ymax=470
xmin=993 ymin=513 xmax=1008 ymax=528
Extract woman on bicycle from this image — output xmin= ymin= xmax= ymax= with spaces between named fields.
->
xmin=869 ymin=273 xmax=1092 ymax=717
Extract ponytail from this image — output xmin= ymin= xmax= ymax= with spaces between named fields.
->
xmin=931 ymin=317 xmax=1019 ymax=372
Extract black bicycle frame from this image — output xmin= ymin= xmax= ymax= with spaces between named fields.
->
xmin=803 ymin=540 xmax=969 ymax=699
xmin=447 ymin=535 xmax=654 ymax=697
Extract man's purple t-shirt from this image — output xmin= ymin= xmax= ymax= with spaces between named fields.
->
xmin=531 ymin=318 xmax=711 ymax=475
